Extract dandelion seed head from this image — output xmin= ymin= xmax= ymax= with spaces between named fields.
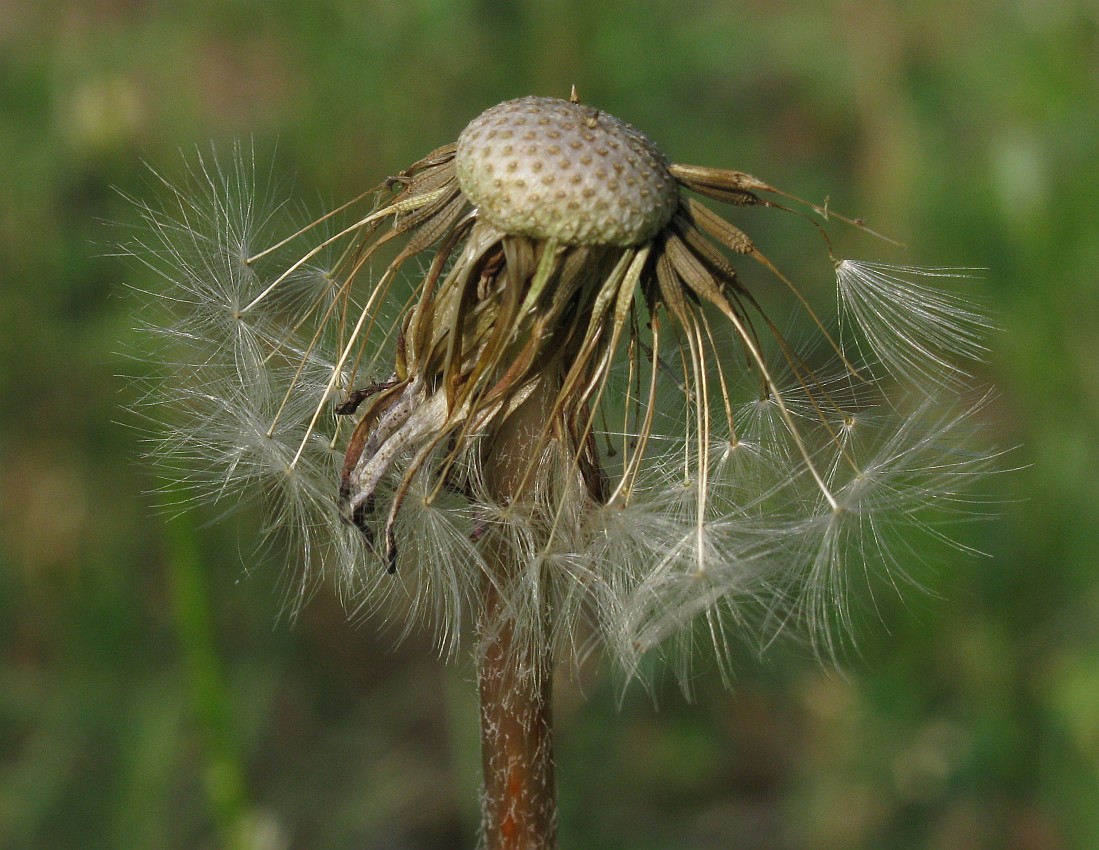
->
xmin=126 ymin=98 xmax=1000 ymax=687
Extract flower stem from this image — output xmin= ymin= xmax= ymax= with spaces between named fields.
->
xmin=478 ymin=373 xmax=559 ymax=850
xmin=477 ymin=582 xmax=557 ymax=849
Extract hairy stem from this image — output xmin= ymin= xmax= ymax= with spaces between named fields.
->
xmin=478 ymin=374 xmax=558 ymax=850
xmin=477 ymin=583 xmax=556 ymax=849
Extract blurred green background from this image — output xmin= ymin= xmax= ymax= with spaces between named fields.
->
xmin=2 ymin=0 xmax=1097 ymax=848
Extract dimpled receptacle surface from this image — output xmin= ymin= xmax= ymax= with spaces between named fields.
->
xmin=455 ymin=96 xmax=679 ymax=247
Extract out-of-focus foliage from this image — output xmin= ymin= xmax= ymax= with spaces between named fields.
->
xmin=1 ymin=1 xmax=1096 ymax=848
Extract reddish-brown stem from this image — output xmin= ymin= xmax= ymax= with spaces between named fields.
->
xmin=478 ymin=371 xmax=559 ymax=850
xmin=477 ymin=584 xmax=556 ymax=849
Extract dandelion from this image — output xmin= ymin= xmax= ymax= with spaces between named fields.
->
xmin=126 ymin=94 xmax=995 ymax=849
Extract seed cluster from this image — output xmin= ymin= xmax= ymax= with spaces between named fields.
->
xmin=455 ymin=96 xmax=679 ymax=247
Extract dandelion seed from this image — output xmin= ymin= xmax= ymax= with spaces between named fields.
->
xmin=126 ymin=96 xmax=998 ymax=850
xmin=835 ymin=259 xmax=994 ymax=387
